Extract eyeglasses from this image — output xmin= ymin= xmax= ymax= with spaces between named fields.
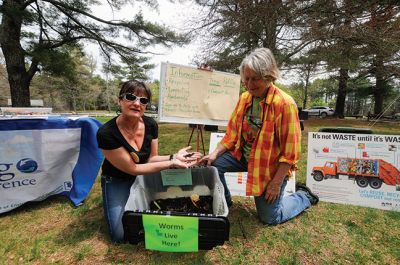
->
xmin=121 ymin=93 xmax=149 ymax=105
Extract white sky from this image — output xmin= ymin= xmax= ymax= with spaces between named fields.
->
xmin=89 ymin=1 xmax=298 ymax=85
xmin=89 ymin=1 xmax=202 ymax=81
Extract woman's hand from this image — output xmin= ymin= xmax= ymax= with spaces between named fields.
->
xmin=199 ymin=143 xmax=226 ymax=166
xmin=175 ymin=146 xmax=202 ymax=164
xmin=170 ymin=156 xmax=199 ymax=169
xmin=199 ymin=152 xmax=217 ymax=166
xmin=264 ymin=178 xmax=282 ymax=203
xmin=265 ymin=163 xmax=291 ymax=203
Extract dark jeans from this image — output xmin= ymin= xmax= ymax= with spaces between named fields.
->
xmin=212 ymin=151 xmax=248 ymax=204
xmin=101 ymin=175 xmax=135 ymax=243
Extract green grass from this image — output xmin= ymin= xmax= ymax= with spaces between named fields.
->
xmin=0 ymin=117 xmax=400 ymax=264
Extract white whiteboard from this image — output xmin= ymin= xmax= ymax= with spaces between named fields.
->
xmin=158 ymin=62 xmax=241 ymax=126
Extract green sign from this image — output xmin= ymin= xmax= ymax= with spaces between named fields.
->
xmin=143 ymin=214 xmax=199 ymax=252
xmin=161 ymin=168 xmax=192 ymax=186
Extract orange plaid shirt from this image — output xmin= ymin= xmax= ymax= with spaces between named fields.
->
xmin=220 ymin=84 xmax=301 ymax=196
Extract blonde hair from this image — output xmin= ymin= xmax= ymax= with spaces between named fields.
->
xmin=239 ymin=48 xmax=281 ymax=82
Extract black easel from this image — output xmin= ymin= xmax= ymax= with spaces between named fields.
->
xmin=187 ymin=124 xmax=206 ymax=154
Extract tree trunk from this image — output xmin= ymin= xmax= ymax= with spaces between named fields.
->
xmin=69 ymin=95 xmax=77 ymax=112
xmin=373 ymin=55 xmax=385 ymax=115
xmin=302 ymin=84 xmax=308 ymax=109
xmin=335 ymin=68 xmax=349 ymax=118
xmin=105 ymin=73 xmax=112 ymax=112
xmin=261 ymin=0 xmax=281 ymax=55
xmin=354 ymin=94 xmax=362 ymax=115
xmin=302 ymin=63 xmax=312 ymax=109
xmin=0 ymin=0 xmax=34 ymax=107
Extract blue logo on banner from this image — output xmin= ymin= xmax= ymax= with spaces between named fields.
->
xmin=16 ymin=158 xmax=38 ymax=173
xmin=64 ymin=181 xmax=72 ymax=190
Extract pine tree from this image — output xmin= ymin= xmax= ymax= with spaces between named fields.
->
xmin=0 ymin=0 xmax=186 ymax=106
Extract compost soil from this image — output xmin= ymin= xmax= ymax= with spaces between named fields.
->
xmin=150 ymin=196 xmax=213 ymax=214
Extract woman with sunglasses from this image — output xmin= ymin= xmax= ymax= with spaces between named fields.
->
xmin=97 ymin=80 xmax=201 ymax=243
xmin=201 ymin=48 xmax=318 ymax=225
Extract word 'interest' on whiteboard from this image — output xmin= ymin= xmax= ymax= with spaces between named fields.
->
xmin=158 ymin=62 xmax=241 ymax=126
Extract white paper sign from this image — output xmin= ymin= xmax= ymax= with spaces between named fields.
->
xmin=306 ymin=132 xmax=400 ymax=211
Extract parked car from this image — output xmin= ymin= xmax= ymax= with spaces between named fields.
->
xmin=303 ymin=106 xmax=334 ymax=118
xmin=393 ymin=113 xmax=400 ymax=120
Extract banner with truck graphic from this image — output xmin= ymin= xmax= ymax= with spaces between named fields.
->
xmin=306 ymin=132 xmax=400 ymax=212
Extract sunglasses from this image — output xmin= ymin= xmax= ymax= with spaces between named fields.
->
xmin=121 ymin=93 xmax=149 ymax=105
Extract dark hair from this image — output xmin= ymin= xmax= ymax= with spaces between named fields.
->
xmin=118 ymin=80 xmax=152 ymax=102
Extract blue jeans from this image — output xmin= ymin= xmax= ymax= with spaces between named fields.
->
xmin=101 ymin=175 xmax=135 ymax=243
xmin=254 ymin=178 xmax=311 ymax=225
xmin=213 ymin=152 xmax=311 ymax=224
xmin=212 ymin=151 xmax=248 ymax=204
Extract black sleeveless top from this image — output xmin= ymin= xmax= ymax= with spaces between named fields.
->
xmin=96 ymin=115 xmax=158 ymax=179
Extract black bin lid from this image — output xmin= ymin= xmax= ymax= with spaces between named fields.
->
xmin=318 ymin=127 xmax=373 ymax=134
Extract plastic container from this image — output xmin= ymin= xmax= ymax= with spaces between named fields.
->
xmin=123 ymin=211 xmax=229 ymax=249
xmin=124 ymin=166 xmax=228 ymax=216
xmin=122 ymin=166 xmax=230 ymax=249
